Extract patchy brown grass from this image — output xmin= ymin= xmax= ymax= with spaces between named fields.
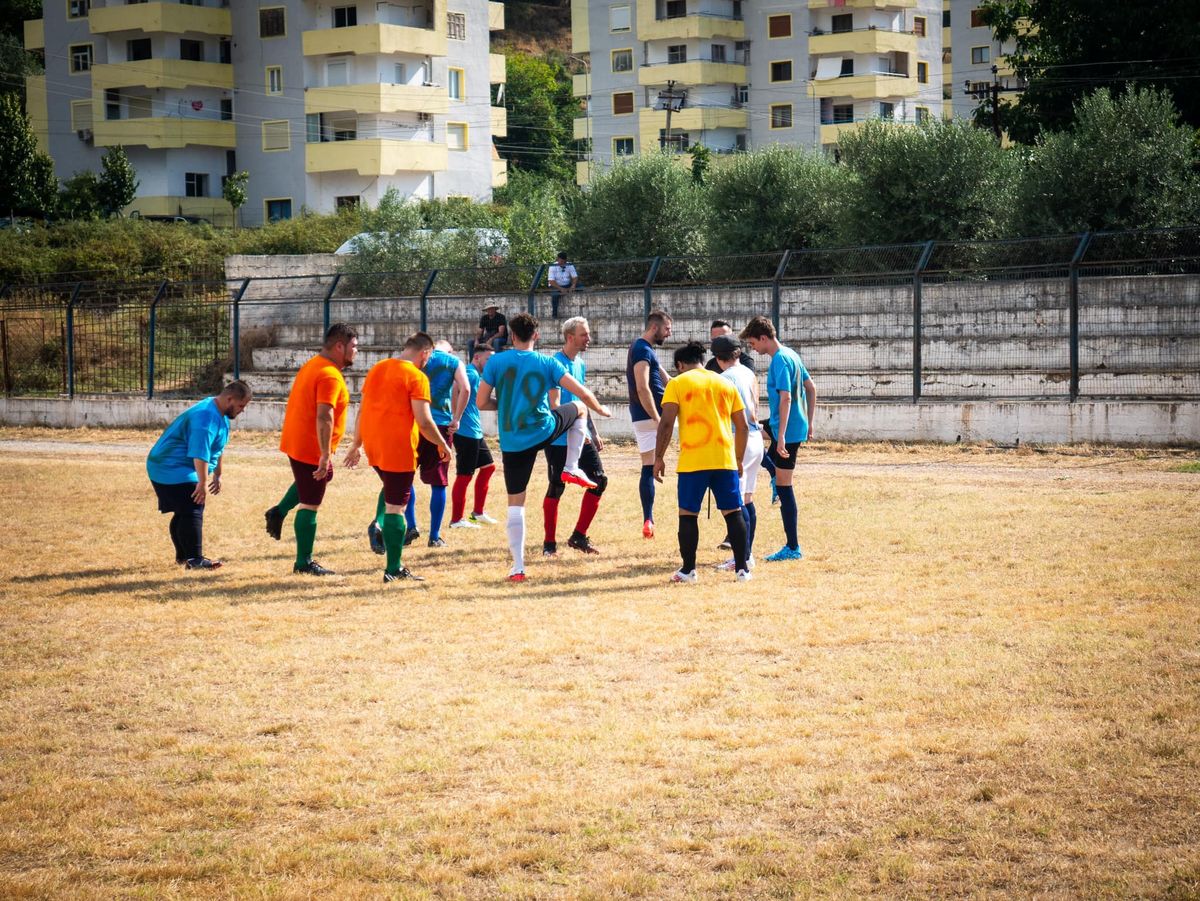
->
xmin=0 ymin=429 xmax=1197 ymax=897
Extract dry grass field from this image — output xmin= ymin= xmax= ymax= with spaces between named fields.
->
xmin=0 ymin=427 xmax=1198 ymax=899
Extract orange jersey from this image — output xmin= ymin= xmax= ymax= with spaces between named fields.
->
xmin=279 ymin=355 xmax=350 ymax=464
xmin=359 ymin=358 xmax=430 ymax=472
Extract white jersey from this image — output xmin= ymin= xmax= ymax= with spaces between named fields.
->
xmin=720 ymin=363 xmax=759 ymax=432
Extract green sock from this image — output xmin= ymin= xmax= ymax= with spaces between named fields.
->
xmin=375 ymin=490 xmax=386 ymax=529
xmin=383 ymin=513 xmax=407 ymax=573
xmin=277 ymin=483 xmax=300 ymax=518
xmin=294 ymin=508 xmax=317 ymax=566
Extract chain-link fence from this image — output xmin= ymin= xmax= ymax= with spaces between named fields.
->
xmin=2 ymin=227 xmax=1197 ymax=403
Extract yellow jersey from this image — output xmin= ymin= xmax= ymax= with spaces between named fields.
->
xmin=661 ymin=367 xmax=745 ymax=472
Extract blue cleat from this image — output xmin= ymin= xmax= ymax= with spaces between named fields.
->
xmin=764 ymin=545 xmax=804 ymax=562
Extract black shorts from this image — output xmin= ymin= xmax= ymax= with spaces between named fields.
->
xmin=151 ymin=480 xmax=203 ymax=514
xmin=374 ymin=467 xmax=415 ymax=507
xmin=289 ymin=455 xmax=332 ymax=505
xmin=501 ymin=405 xmax=582 ymax=495
xmin=766 ymin=438 xmax=802 ymax=472
xmin=544 ymin=441 xmax=604 ymax=489
xmin=416 ymin=424 xmax=452 ymax=487
xmin=453 ymin=432 xmax=494 ymax=475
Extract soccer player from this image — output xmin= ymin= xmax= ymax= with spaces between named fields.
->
xmin=542 ymin=316 xmax=606 ymax=557
xmin=447 ymin=343 xmax=499 ymax=529
xmin=343 ymin=333 xmax=452 ymax=582
xmin=653 ymin=341 xmax=750 ymax=583
xmin=626 ymin=310 xmax=673 ymax=538
xmin=264 ymin=323 xmax=358 ymax=576
xmin=147 ymin=380 xmax=252 ymax=570
xmin=711 ymin=335 xmax=764 ymax=570
xmin=739 ymin=315 xmax=817 ymax=562
xmin=705 ymin=320 xmax=756 ymax=373
xmin=476 ymin=312 xmax=612 ymax=582
xmin=407 ymin=339 xmax=467 ymax=548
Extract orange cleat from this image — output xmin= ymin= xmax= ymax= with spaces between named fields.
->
xmin=642 ymin=519 xmax=655 ymax=539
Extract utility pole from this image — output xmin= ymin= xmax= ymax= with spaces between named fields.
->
xmin=964 ymin=64 xmax=1022 ymax=142
xmin=658 ymin=80 xmax=686 ymax=152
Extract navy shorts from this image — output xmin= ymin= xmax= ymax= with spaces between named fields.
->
xmin=677 ymin=469 xmax=741 ymax=514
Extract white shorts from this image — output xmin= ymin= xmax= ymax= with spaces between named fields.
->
xmin=632 ymin=419 xmax=659 ymax=454
xmin=740 ymin=429 xmax=765 ymax=497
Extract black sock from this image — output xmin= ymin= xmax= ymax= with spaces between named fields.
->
xmin=723 ymin=509 xmax=748 ymax=572
xmin=745 ymin=502 xmax=757 ymax=559
xmin=178 ymin=502 xmax=204 ymax=560
xmin=168 ymin=513 xmax=184 ymax=560
xmin=678 ymin=515 xmax=699 ymax=573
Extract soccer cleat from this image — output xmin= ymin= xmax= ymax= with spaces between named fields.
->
xmin=383 ymin=567 xmax=424 ymax=583
xmin=716 ymin=555 xmax=755 ymax=572
xmin=542 ymin=542 xmax=559 ymax=558
xmin=670 ymin=569 xmax=698 ymax=583
xmin=264 ymin=506 xmax=284 ymax=541
xmin=469 ymin=512 xmax=498 ymax=525
xmin=449 ymin=519 xmax=481 ymax=529
xmin=561 ymin=467 xmax=599 ymax=490
xmin=567 ymin=532 xmax=600 ymax=555
xmin=736 ymin=569 xmax=753 ymax=582
xmin=427 ymin=537 xmax=446 ymax=548
xmin=717 ymin=539 xmax=732 ymax=551
xmin=507 ymin=570 xmax=527 ymax=583
xmin=642 ymin=519 xmax=655 ymax=539
xmin=764 ymin=545 xmax=804 ymax=563
xmin=184 ymin=557 xmax=222 ymax=570
xmin=403 ymin=528 xmax=420 ymax=547
xmin=294 ymin=559 xmax=335 ymax=576
xmin=367 ymin=522 xmax=385 ymax=555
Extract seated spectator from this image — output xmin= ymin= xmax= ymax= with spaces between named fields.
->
xmin=548 ymin=252 xmax=579 ymax=319
xmin=468 ymin=303 xmax=508 ymax=357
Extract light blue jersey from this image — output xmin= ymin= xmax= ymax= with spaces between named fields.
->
xmin=767 ymin=345 xmax=811 ymax=444
xmin=481 ymin=349 xmax=568 ymax=452
xmin=459 ymin=364 xmax=484 ymax=440
xmin=425 ymin=349 xmax=460 ymax=426
xmin=146 ymin=396 xmax=229 ymax=484
xmin=550 ymin=350 xmax=585 ymax=447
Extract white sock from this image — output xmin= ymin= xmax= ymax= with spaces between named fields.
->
xmin=565 ymin=414 xmax=586 ymax=471
xmin=506 ymin=506 xmax=525 ymax=573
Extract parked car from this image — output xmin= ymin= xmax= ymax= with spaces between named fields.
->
xmin=334 ymin=228 xmax=510 ymax=261
xmin=130 ymin=213 xmax=211 ymax=225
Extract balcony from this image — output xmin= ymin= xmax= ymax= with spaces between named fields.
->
xmin=576 ymin=159 xmax=591 ymax=186
xmin=819 ymin=120 xmax=867 ymax=144
xmin=90 ymin=2 xmax=231 ymax=36
xmin=126 ymin=195 xmax=234 ymax=226
xmin=809 ymin=0 xmax=916 ymax=8
xmin=638 ymin=60 xmax=747 ymax=87
xmin=23 ymin=18 xmax=43 ymax=50
xmin=809 ymin=27 xmax=917 ymax=56
xmin=93 ymin=117 xmax=235 ymax=149
xmin=90 ymin=59 xmax=233 ymax=91
xmin=303 ymin=24 xmax=446 ymax=59
xmin=637 ymin=11 xmax=745 ymax=41
xmin=637 ymin=105 xmax=747 ymax=145
xmin=492 ymin=157 xmax=507 ymax=188
xmin=491 ymin=105 xmax=507 ymax=137
xmin=306 ymin=138 xmax=448 ymax=175
xmin=573 ymin=116 xmax=591 ymax=140
xmin=305 ymin=84 xmax=448 ymax=116
xmin=490 ymin=53 xmax=506 ymax=83
xmin=488 ymin=1 xmax=505 ymax=31
xmin=573 ymin=73 xmax=591 ymax=98
xmin=811 ymin=72 xmax=917 ymax=100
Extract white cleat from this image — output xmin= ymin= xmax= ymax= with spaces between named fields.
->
xmin=670 ymin=569 xmax=698 ymax=583
xmin=449 ymin=519 xmax=481 ymax=529
xmin=735 ymin=569 xmax=753 ymax=582
xmin=469 ymin=512 xmax=498 ymax=525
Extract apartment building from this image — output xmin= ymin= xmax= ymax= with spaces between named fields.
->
xmin=944 ymin=0 xmax=1023 ymax=122
xmin=571 ymin=0 xmax=944 ymax=184
xmin=24 ymin=0 xmax=508 ymax=226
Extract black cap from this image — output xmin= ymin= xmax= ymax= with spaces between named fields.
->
xmin=711 ymin=335 xmax=741 ymax=357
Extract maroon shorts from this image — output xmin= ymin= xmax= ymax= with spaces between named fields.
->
xmin=417 ymin=424 xmax=451 ymax=487
xmin=374 ymin=467 xmax=415 ymax=507
xmin=289 ymin=456 xmax=333 ymax=506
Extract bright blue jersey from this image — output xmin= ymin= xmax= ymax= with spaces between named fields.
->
xmin=767 ymin=345 xmax=811 ymax=443
xmin=481 ymin=349 xmax=568 ymax=452
xmin=550 ymin=350 xmax=586 ymax=447
xmin=146 ymin=396 xmax=230 ymax=484
xmin=459 ymin=364 xmax=484 ymax=440
xmin=425 ymin=349 xmax=460 ymax=426
xmin=626 ymin=338 xmax=666 ymax=422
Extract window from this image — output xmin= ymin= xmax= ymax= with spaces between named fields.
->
xmin=612 ymin=91 xmax=634 ymax=114
xmin=185 ymin=173 xmax=209 ymax=198
xmin=732 ymin=0 xmax=742 ymax=20
xmin=660 ymin=130 xmax=688 ymax=151
xmin=734 ymin=133 xmax=746 ymax=151
xmin=769 ymin=60 xmax=792 ymax=82
xmin=613 ymin=136 xmax=633 ymax=156
xmin=735 ymin=40 xmax=750 ymax=63
xmin=840 ymin=58 xmax=854 ymax=76
xmin=611 ymin=49 xmax=633 ymax=73
xmin=306 ymin=114 xmax=321 ymax=143
xmin=333 ymin=6 xmax=357 ymax=28
xmin=917 ymin=61 xmax=928 ymax=83
xmin=220 ymin=98 xmax=232 ymax=121
xmin=127 ymin=96 xmax=151 ymax=118
xmin=219 ymin=38 xmax=231 ymax=64
xmin=969 ymin=80 xmax=989 ymax=95
xmin=259 ymin=7 xmax=285 ymax=38
xmin=336 ymin=195 xmax=360 ymax=210
xmin=878 ymin=101 xmax=894 ymax=119
xmin=262 ymin=120 xmax=290 ymax=151
xmin=68 ymin=0 xmax=89 ymax=18
xmin=447 ymin=11 xmax=466 ymax=39
xmin=769 ymin=103 xmax=792 ymax=129
xmin=447 ymin=122 xmax=467 ymax=150
xmin=767 ymin=14 xmax=790 ymax=39
xmin=326 ymin=58 xmax=348 ymax=86
xmin=832 ymin=103 xmax=853 ymax=124
xmin=448 ymin=67 xmax=464 ymax=100
xmin=610 ymin=4 xmax=630 ymax=32
xmin=831 ymin=14 xmax=852 ymax=34
xmin=105 ymin=89 xmax=120 ymax=120
xmin=736 ymin=84 xmax=748 ymax=104
xmin=127 ymin=38 xmax=151 ymax=61
xmin=69 ymin=44 xmax=93 ymax=73
xmin=180 ymin=39 xmax=203 ymax=62
xmin=943 ymin=9 xmax=951 ymax=27
xmin=916 ymin=106 xmax=930 ymax=123
xmin=70 ymin=99 xmax=92 ymax=132
xmin=266 ymin=65 xmax=282 ymax=94
xmin=331 ymin=118 xmax=356 ymax=141
xmin=667 ymin=44 xmax=686 ymax=64
xmin=266 ymin=199 xmax=292 ymax=222
xmin=970 ymin=8 xmax=985 ymax=27
xmin=711 ymin=44 xmax=726 ymax=62
xmin=971 ymin=45 xmax=990 ymax=64
xmin=913 ymin=16 xmax=926 ymax=37
xmin=225 ymin=150 xmax=236 ymax=176
xmin=665 ymin=0 xmax=685 ymax=18
xmin=393 ymin=63 xmax=407 ymax=83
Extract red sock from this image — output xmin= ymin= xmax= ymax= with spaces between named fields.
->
xmin=473 ymin=465 xmax=494 ymax=515
xmin=575 ymin=492 xmax=601 ymax=536
xmin=543 ymin=496 xmax=559 ymax=544
xmin=451 ymin=474 xmax=471 ymax=523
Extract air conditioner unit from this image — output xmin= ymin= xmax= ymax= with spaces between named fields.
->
xmin=422 ymin=81 xmax=438 ymax=87
xmin=77 ymin=128 xmax=93 ymax=142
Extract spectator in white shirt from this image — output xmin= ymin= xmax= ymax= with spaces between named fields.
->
xmin=547 ymin=252 xmax=578 ymax=319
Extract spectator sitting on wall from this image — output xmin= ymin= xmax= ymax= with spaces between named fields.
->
xmin=548 ymin=252 xmax=579 ymax=320
xmin=468 ymin=303 xmax=508 ymax=357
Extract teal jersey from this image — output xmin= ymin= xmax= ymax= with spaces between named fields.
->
xmin=425 ymin=349 xmax=460 ymax=426
xmin=460 ymin=364 xmax=484 ymax=440
xmin=550 ymin=350 xmax=585 ymax=447
xmin=767 ymin=344 xmax=811 ymax=443
xmin=481 ymin=349 xmax=568 ymax=452
xmin=146 ymin=397 xmax=229 ymax=484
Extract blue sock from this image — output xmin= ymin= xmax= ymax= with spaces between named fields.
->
xmin=639 ymin=465 xmax=655 ymax=522
xmin=744 ymin=502 xmax=756 ymax=559
xmin=428 ymin=485 xmax=446 ymax=540
xmin=406 ymin=489 xmax=418 ymax=531
xmin=777 ymin=485 xmax=799 ymax=550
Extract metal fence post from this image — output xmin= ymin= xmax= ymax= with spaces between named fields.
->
xmin=66 ymin=282 xmax=82 ymax=398
xmin=644 ymin=257 xmax=663 ymax=322
xmin=528 ymin=264 xmax=546 ymax=316
xmin=912 ymin=241 xmax=935 ymax=403
xmin=321 ymin=273 xmax=341 ymax=334
xmin=420 ymin=269 xmax=438 ymax=333
xmin=147 ymin=279 xmax=169 ymax=399
xmin=231 ymin=278 xmax=250 ymax=382
xmin=1068 ymin=232 xmax=1092 ymax=402
xmin=1 ymin=319 xmax=10 ymax=395
xmin=771 ymin=250 xmax=792 ymax=335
